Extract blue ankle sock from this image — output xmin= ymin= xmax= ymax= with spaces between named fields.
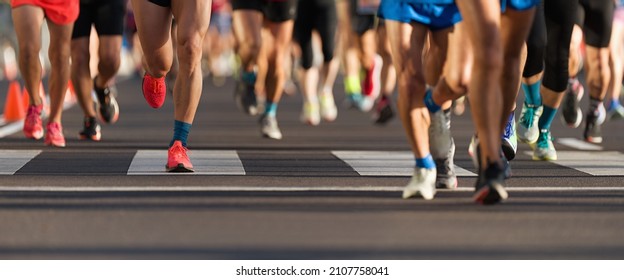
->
xmin=170 ymin=120 xmax=192 ymax=147
xmin=415 ymin=154 xmax=436 ymax=169
xmin=424 ymin=88 xmax=441 ymax=113
xmin=521 ymin=81 xmax=542 ymax=106
xmin=264 ymin=102 xmax=278 ymax=117
xmin=241 ymin=70 xmax=257 ymax=85
xmin=538 ymin=106 xmax=556 ymax=131
xmin=607 ymin=99 xmax=620 ymax=110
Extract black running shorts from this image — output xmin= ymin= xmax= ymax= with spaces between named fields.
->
xmin=72 ymin=0 xmax=127 ymax=39
xmin=349 ymin=0 xmax=376 ymax=36
xmin=232 ymin=0 xmax=297 ymax=22
xmin=148 ymin=0 xmax=170 ymax=7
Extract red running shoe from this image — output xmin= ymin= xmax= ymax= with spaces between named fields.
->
xmin=166 ymin=140 xmax=194 ymax=172
xmin=142 ymin=73 xmax=166 ymax=108
xmin=23 ymin=105 xmax=44 ymax=140
xmin=44 ymin=122 xmax=66 ymax=147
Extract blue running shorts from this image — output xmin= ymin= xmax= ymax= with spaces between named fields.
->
xmin=378 ymin=1 xmax=461 ymax=31
xmin=501 ymin=0 xmax=541 ymax=12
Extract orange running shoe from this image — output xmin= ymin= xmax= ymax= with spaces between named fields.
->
xmin=23 ymin=105 xmax=44 ymax=140
xmin=142 ymin=73 xmax=166 ymax=108
xmin=44 ymin=122 xmax=66 ymax=147
xmin=166 ymin=140 xmax=194 ymax=172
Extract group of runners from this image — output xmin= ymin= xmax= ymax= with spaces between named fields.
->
xmin=6 ymin=0 xmax=624 ymax=204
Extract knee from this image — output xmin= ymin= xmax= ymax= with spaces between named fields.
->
xmin=48 ymin=44 xmax=71 ymax=66
xmin=99 ymin=50 xmax=121 ymax=72
xmin=19 ymin=44 xmax=40 ymax=61
xmin=241 ymin=38 xmax=262 ymax=58
xmin=178 ymin=34 xmax=203 ymax=63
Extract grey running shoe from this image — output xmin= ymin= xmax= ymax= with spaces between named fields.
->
xmin=259 ymin=114 xmax=282 ymax=140
xmin=435 ymin=141 xmax=457 ymax=189
xmin=429 ymin=109 xmax=453 ymax=159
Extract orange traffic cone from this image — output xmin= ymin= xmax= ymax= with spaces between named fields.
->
xmin=64 ymin=80 xmax=76 ymax=105
xmin=3 ymin=81 xmax=25 ymax=122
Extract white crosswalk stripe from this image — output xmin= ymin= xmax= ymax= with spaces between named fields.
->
xmin=524 ymin=150 xmax=624 ymax=176
xmin=557 ymin=138 xmax=603 ymax=151
xmin=127 ymin=150 xmax=246 ymax=175
xmin=332 ymin=150 xmax=477 ymax=177
xmin=0 ymin=149 xmax=41 ymax=175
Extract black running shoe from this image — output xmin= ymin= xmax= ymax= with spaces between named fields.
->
xmin=473 ymin=162 xmax=509 ymax=205
xmin=78 ymin=117 xmax=101 ymax=141
xmin=94 ymin=77 xmax=120 ymax=124
xmin=561 ymin=79 xmax=584 ymax=128
xmin=234 ymin=78 xmax=258 ymax=116
xmin=374 ymin=96 xmax=394 ymax=124
xmin=584 ymin=112 xmax=602 ymax=144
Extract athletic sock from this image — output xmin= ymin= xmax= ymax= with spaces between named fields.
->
xmin=607 ymin=98 xmax=620 ymax=110
xmin=170 ymin=120 xmax=191 ymax=147
xmin=424 ymin=88 xmax=441 ymax=113
xmin=264 ymin=102 xmax=278 ymax=117
xmin=538 ymin=106 xmax=557 ymax=131
xmin=241 ymin=70 xmax=257 ymax=85
xmin=415 ymin=154 xmax=436 ymax=169
xmin=521 ymin=81 xmax=542 ymax=106
xmin=344 ymin=75 xmax=361 ymax=95
xmin=589 ymin=97 xmax=602 ymax=115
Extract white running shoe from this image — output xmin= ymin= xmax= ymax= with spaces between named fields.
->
xmin=402 ymin=167 xmax=437 ymax=200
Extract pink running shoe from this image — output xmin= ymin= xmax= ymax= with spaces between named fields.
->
xmin=23 ymin=105 xmax=44 ymax=140
xmin=166 ymin=140 xmax=194 ymax=172
xmin=142 ymin=73 xmax=166 ymax=108
xmin=44 ymin=122 xmax=66 ymax=147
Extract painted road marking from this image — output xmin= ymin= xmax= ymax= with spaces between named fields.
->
xmin=557 ymin=138 xmax=603 ymax=151
xmin=127 ymin=150 xmax=245 ymax=175
xmin=332 ymin=151 xmax=477 ymax=177
xmin=0 ymin=150 xmax=41 ymax=175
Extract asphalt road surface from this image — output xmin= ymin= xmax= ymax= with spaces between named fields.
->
xmin=0 ymin=76 xmax=623 ymax=259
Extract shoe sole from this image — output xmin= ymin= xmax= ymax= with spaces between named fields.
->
xmin=234 ymin=83 xmax=258 ymax=116
xmin=501 ymin=141 xmax=516 ymax=161
xmin=473 ymin=183 xmax=508 ymax=205
xmin=166 ymin=164 xmax=194 ymax=172
xmin=585 ymin=136 xmax=603 ymax=144
xmin=44 ymin=141 xmax=66 ymax=148
xmin=78 ymin=133 xmax=102 ymax=142
xmin=532 ymin=154 xmax=557 ymax=161
xmin=561 ymin=91 xmax=583 ymax=128
xmin=436 ymin=177 xmax=458 ymax=189
xmin=374 ymin=105 xmax=394 ymax=125
xmin=97 ymin=96 xmax=120 ymax=124
xmin=24 ymin=132 xmax=44 ymax=140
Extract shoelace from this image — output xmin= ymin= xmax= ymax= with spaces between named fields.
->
xmin=520 ymin=107 xmax=535 ymax=128
xmin=25 ymin=107 xmax=40 ymax=126
xmin=171 ymin=145 xmax=189 ymax=161
xmin=503 ymin=120 xmax=513 ymax=138
xmin=537 ymin=132 xmax=552 ymax=149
